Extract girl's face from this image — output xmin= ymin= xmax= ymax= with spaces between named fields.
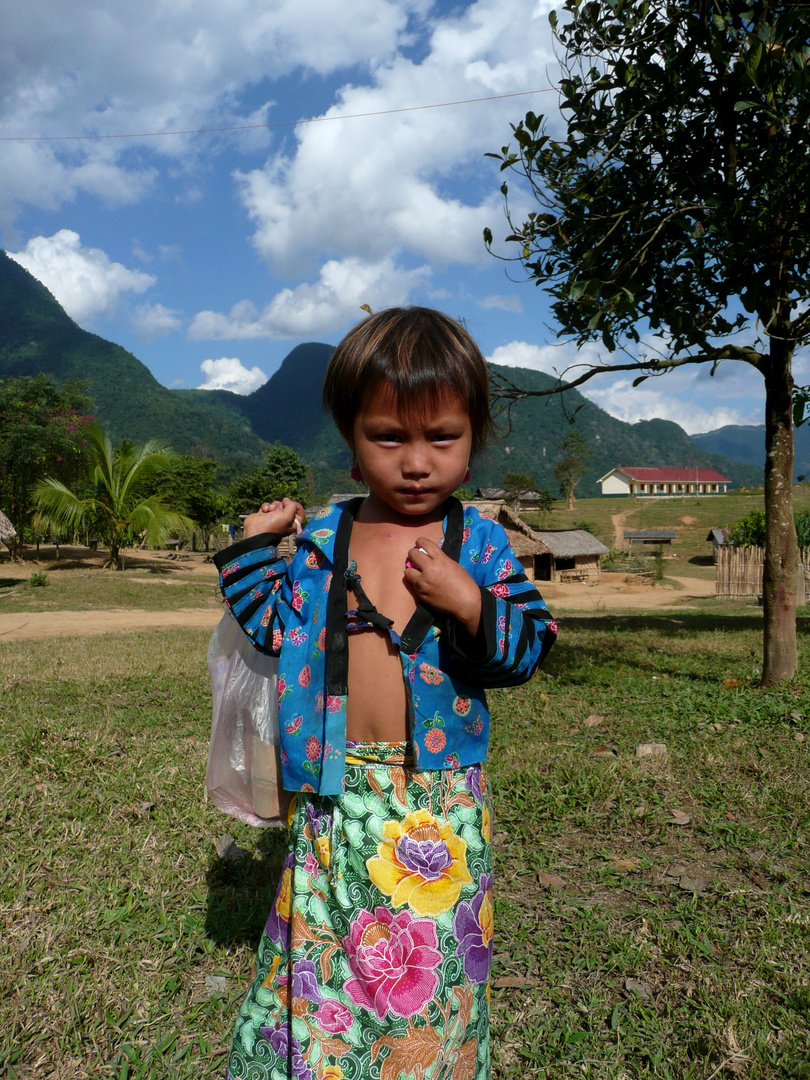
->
xmin=351 ymin=383 xmax=472 ymax=518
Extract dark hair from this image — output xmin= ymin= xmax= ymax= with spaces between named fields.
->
xmin=322 ymin=307 xmax=493 ymax=455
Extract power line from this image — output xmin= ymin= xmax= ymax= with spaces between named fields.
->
xmin=0 ymin=87 xmax=553 ymax=143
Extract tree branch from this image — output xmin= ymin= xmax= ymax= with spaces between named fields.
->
xmin=489 ymin=343 xmax=764 ymax=402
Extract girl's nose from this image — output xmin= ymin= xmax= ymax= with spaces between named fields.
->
xmin=401 ymin=444 xmax=430 ymax=477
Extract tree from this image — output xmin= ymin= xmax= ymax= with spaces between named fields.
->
xmin=729 ymin=509 xmax=767 ymax=547
xmin=501 ymin=471 xmax=554 ymax=514
xmin=32 ymin=422 xmax=194 ymax=570
xmin=142 ymin=456 xmax=222 ymax=550
xmin=553 ymin=431 xmax=592 ymax=510
xmin=485 ymin=1 xmax=810 ymax=685
xmin=225 ymin=443 xmax=307 ymax=519
xmin=0 ymin=375 xmax=94 ymax=558
xmin=501 ymin=470 xmax=538 ymax=506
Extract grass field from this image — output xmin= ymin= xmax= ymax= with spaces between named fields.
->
xmin=2 ymin=614 xmax=809 ymax=1079
xmin=528 ymin=488 xmax=810 ymax=574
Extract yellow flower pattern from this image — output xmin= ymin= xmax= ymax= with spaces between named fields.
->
xmin=367 ymin=808 xmax=472 ymax=916
xmin=275 ymin=865 xmax=292 ymax=922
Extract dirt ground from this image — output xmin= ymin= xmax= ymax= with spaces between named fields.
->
xmin=0 ymin=545 xmax=717 ymax=640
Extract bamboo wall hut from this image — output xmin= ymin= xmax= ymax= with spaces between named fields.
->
xmin=469 ymin=500 xmax=547 ymax=579
xmin=469 ymin=501 xmax=608 ymax=582
xmin=532 ymin=529 xmax=610 ymax=583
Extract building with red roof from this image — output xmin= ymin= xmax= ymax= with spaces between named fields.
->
xmin=598 ymin=466 xmax=730 ymax=497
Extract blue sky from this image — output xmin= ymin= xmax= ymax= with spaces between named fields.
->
xmin=2 ymin=0 xmax=783 ymax=435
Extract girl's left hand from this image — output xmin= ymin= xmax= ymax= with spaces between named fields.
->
xmin=404 ymin=538 xmax=482 ymax=636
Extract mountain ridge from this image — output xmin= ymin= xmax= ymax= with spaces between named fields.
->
xmin=0 ymin=250 xmax=764 ymax=495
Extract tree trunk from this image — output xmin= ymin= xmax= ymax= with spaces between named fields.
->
xmin=566 ymin=483 xmax=575 ymax=511
xmin=761 ymin=345 xmax=798 ymax=685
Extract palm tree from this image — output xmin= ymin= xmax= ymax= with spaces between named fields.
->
xmin=32 ymin=422 xmax=195 ymax=570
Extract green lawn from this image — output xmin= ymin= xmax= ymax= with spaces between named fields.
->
xmin=0 ymin=562 xmax=220 ymax=614
xmin=527 ymin=488 xmax=810 ymax=576
xmin=1 ymin=618 xmax=809 ymax=1078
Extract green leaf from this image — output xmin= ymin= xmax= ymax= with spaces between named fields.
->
xmin=632 ymin=375 xmax=648 ymax=388
xmin=483 ymin=227 xmax=493 ymax=246
xmin=734 ymin=100 xmax=758 ymax=111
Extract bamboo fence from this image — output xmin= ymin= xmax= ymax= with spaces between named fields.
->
xmin=716 ymin=545 xmax=810 ymax=599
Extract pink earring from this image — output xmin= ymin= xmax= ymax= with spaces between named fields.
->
xmin=463 ymin=469 xmax=471 ymax=484
xmin=351 ymin=465 xmax=364 ymax=482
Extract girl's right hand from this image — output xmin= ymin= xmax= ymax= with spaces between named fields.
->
xmin=243 ymin=498 xmax=305 ymax=539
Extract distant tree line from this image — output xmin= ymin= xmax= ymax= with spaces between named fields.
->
xmin=0 ymin=374 xmax=315 ymax=568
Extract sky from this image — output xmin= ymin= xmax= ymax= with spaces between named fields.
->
xmin=1 ymin=0 xmax=792 ymax=436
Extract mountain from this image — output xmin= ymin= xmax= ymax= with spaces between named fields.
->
xmin=0 ymin=250 xmax=266 ymax=474
xmin=692 ymin=423 xmax=810 ymax=479
xmin=0 ymin=250 xmax=763 ymax=495
xmin=469 ymin=366 xmax=762 ymax=495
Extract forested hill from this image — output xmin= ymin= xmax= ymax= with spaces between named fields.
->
xmin=472 ymin=364 xmax=761 ymax=495
xmin=692 ymin=423 xmax=810 ymax=479
xmin=0 ymin=250 xmax=762 ymax=494
xmin=0 ymin=251 xmax=266 ymax=472
xmin=182 ymin=346 xmax=763 ymax=495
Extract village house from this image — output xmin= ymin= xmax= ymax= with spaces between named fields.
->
xmin=598 ymin=467 xmax=731 ymax=497
xmin=476 ymin=487 xmax=548 ymax=511
xmin=707 ymin=527 xmax=731 ymax=563
xmin=624 ymin=529 xmax=677 ymax=551
xmin=470 ymin=500 xmax=608 ymax=583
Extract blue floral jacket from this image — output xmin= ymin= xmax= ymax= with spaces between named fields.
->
xmin=214 ymin=498 xmax=556 ymax=795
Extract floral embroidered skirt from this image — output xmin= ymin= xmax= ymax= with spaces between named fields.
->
xmin=225 ymin=741 xmax=493 ymax=1080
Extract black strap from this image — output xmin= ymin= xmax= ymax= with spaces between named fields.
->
xmin=345 ymin=567 xmax=395 ymax=632
xmin=325 ymin=496 xmax=464 ymax=690
xmin=400 ymin=496 xmax=464 ymax=654
xmin=325 ymin=498 xmax=363 ymax=695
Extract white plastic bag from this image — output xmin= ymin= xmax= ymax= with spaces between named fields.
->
xmin=206 ymin=612 xmax=291 ymax=827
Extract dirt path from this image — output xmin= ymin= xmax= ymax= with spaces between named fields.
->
xmin=611 ymin=507 xmax=637 ymax=549
xmin=539 ymin=572 xmax=715 ymax=611
xmin=0 ymin=545 xmax=721 ymax=641
xmin=0 ymin=573 xmax=718 ymax=640
xmin=0 ymin=608 xmax=222 ymax=641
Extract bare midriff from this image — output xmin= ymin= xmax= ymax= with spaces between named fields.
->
xmin=345 ymin=511 xmax=445 ymax=743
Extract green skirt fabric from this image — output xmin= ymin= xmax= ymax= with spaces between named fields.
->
xmin=225 ymin=741 xmax=493 ymax=1080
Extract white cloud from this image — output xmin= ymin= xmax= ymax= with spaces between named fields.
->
xmin=488 ymin=339 xmax=605 ymax=378
xmin=189 ymin=257 xmax=430 ymax=340
xmin=490 ymin=338 xmax=769 ymax=433
xmin=158 ymin=244 xmax=183 ymax=263
xmin=585 ymin=376 xmax=762 ymax=434
xmin=0 ymin=0 xmax=433 ymax=225
xmin=479 ymin=294 xmax=523 ymax=313
xmin=198 ymin=357 xmax=268 ymax=394
xmin=131 ymin=301 xmax=183 ymax=341
xmin=8 ymin=230 xmax=155 ymax=323
xmin=132 ymin=239 xmax=153 ymax=263
xmin=236 ymin=0 xmax=560 ymax=274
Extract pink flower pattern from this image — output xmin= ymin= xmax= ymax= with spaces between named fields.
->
xmin=343 ymin=907 xmax=442 ymax=1020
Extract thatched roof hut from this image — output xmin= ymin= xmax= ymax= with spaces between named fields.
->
xmin=534 ymin=530 xmax=610 ymax=559
xmin=469 ymin=501 xmax=608 ymax=582
xmin=532 ymin=529 xmax=609 ymax=582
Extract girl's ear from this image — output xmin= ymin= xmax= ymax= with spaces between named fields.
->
xmin=350 ymin=464 xmax=364 ymax=483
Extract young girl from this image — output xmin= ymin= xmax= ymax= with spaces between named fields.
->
xmin=214 ymin=307 xmax=556 ymax=1080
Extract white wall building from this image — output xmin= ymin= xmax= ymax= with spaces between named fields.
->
xmin=598 ymin=467 xmax=731 ymax=496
